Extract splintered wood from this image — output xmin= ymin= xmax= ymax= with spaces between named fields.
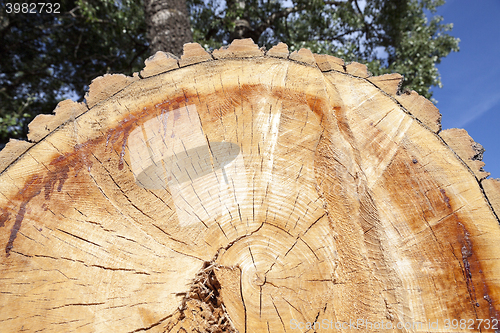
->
xmin=1 ymin=40 xmax=499 ymax=332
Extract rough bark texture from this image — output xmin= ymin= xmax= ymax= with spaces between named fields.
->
xmin=1 ymin=40 xmax=500 ymax=332
xmin=144 ymin=0 xmax=192 ymax=57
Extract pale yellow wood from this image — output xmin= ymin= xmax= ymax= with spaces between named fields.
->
xmin=85 ymin=73 xmax=139 ymax=108
xmin=289 ymin=48 xmax=316 ymax=66
xmin=179 ymin=42 xmax=213 ymax=67
xmin=440 ymin=128 xmax=490 ymax=180
xmin=266 ymin=42 xmax=289 ymax=58
xmin=482 ymin=178 xmax=500 ymax=216
xmin=368 ymin=73 xmax=403 ymax=95
xmin=313 ymin=53 xmax=344 ymax=72
xmin=395 ymin=89 xmax=442 ymax=133
xmin=1 ymin=44 xmax=499 ymax=333
xmin=140 ymin=51 xmax=179 ymax=78
xmin=345 ymin=61 xmax=370 ymax=77
xmin=0 ymin=139 xmax=34 ymax=171
xmin=28 ymin=99 xmax=88 ymax=142
xmin=212 ymin=38 xmax=264 ymax=59
xmin=326 ymin=71 xmax=500 ymax=327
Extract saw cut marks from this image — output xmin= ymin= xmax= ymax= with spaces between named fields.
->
xmin=0 ymin=42 xmax=499 ymax=333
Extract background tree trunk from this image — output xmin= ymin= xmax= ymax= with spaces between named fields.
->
xmin=144 ymin=0 xmax=192 ymax=57
xmin=0 ymin=40 xmax=499 ymax=332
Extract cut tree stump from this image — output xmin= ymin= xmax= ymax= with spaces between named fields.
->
xmin=1 ymin=39 xmax=500 ymax=332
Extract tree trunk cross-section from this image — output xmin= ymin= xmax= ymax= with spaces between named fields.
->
xmin=1 ymin=40 xmax=500 ymax=332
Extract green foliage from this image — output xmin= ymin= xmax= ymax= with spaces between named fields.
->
xmin=0 ymin=0 xmax=458 ymax=143
xmin=188 ymin=0 xmax=459 ymax=98
xmin=0 ymin=0 xmax=148 ymax=142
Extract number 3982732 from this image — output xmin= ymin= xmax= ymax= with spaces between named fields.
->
xmin=5 ymin=3 xmax=61 ymax=14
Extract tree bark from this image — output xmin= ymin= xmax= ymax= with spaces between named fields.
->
xmin=0 ymin=40 xmax=499 ymax=332
xmin=143 ymin=0 xmax=192 ymax=57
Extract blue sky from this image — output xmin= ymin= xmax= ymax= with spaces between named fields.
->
xmin=430 ymin=0 xmax=500 ymax=179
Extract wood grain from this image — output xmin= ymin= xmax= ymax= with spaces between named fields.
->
xmin=212 ymin=38 xmax=264 ymax=59
xmin=140 ymin=51 xmax=179 ymax=78
xmin=266 ymin=42 xmax=289 ymax=59
xmin=0 ymin=43 xmax=499 ymax=333
xmin=313 ymin=53 xmax=345 ymax=72
xmin=28 ymin=99 xmax=88 ymax=142
xmin=179 ymin=43 xmax=213 ymax=67
xmin=395 ymin=89 xmax=442 ymax=133
xmin=440 ymin=128 xmax=490 ymax=180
